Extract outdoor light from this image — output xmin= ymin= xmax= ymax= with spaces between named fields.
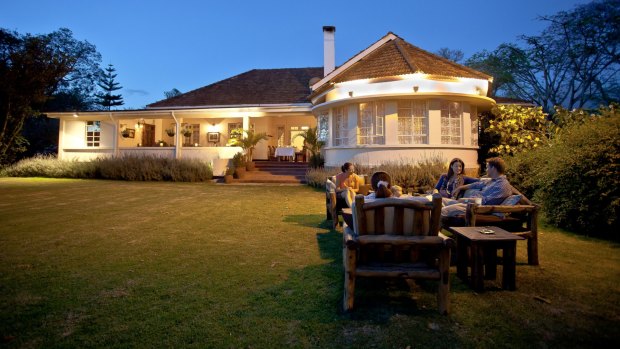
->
xmin=348 ymin=91 xmax=354 ymax=97
xmin=413 ymin=85 xmax=419 ymax=92
xmin=73 ymin=113 xmax=78 ymax=118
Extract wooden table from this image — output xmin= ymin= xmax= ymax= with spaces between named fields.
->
xmin=446 ymin=226 xmax=524 ymax=291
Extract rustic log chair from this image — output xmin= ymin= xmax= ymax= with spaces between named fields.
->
xmin=325 ymin=176 xmax=371 ymax=229
xmin=343 ymin=194 xmax=454 ymax=314
xmin=442 ymin=186 xmax=540 ymax=265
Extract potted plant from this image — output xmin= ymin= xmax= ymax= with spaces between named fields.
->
xmin=232 ymin=152 xmax=246 ymax=179
xmin=182 ymin=127 xmax=192 ymax=138
xmin=224 ymin=167 xmax=234 ymax=184
xmin=165 ymin=128 xmax=175 ymax=137
xmin=231 ymin=129 xmax=269 ymax=171
xmin=293 ymin=126 xmax=325 ymax=168
xmin=121 ymin=129 xmax=130 ymax=138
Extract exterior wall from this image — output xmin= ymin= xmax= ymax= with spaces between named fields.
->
xmin=323 ymin=145 xmax=478 ymax=171
xmin=320 ymin=98 xmax=480 ymax=169
xmin=321 ymin=74 xmax=489 ymax=104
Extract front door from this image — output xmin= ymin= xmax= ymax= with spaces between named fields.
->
xmin=142 ymin=124 xmax=155 ymax=147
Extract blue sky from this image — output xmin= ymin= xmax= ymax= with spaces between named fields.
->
xmin=1 ymin=0 xmax=589 ymax=109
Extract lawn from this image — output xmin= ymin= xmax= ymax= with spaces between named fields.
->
xmin=0 ymin=178 xmax=618 ymax=348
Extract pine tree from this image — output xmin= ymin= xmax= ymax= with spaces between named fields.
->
xmin=96 ymin=64 xmax=124 ymax=110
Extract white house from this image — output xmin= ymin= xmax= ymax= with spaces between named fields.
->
xmin=48 ymin=27 xmax=495 ymax=175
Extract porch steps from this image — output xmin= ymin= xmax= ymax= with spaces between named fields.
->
xmin=228 ymin=160 xmax=309 ymax=184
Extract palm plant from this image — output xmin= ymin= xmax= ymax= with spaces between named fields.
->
xmin=232 ymin=129 xmax=269 ymax=162
xmin=293 ymin=127 xmax=324 ymax=158
xmin=294 ymin=127 xmax=325 ymax=168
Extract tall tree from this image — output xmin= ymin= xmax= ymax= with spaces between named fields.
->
xmin=95 ymin=64 xmax=124 ymax=110
xmin=0 ymin=28 xmax=101 ymax=164
xmin=435 ymin=47 xmax=464 ymax=63
xmin=164 ymin=88 xmax=182 ymax=99
xmin=467 ymin=0 xmax=619 ymax=112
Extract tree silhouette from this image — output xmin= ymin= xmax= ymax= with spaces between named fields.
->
xmin=96 ymin=64 xmax=124 ymax=110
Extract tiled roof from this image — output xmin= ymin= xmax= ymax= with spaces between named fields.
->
xmin=330 ymin=33 xmax=491 ymax=84
xmin=147 ymin=67 xmax=323 ymax=108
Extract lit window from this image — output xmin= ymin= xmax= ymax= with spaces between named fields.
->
xmin=358 ymin=102 xmax=385 ymax=145
xmin=332 ymin=107 xmax=348 ymax=146
xmin=86 ymin=121 xmax=101 ymax=147
xmin=441 ymin=101 xmax=462 ymax=145
xmin=398 ymin=100 xmax=428 ymax=144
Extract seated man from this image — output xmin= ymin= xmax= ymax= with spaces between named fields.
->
xmin=441 ymin=157 xmax=513 ymax=219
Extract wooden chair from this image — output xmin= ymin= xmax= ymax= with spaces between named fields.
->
xmin=326 ymin=176 xmax=371 ymax=229
xmin=343 ymin=194 xmax=453 ymax=314
xmin=443 ymin=186 xmax=540 ymax=265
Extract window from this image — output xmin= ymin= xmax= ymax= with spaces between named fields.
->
xmin=471 ymin=113 xmax=479 ymax=146
xmin=358 ymin=102 xmax=384 ymax=145
xmin=191 ymin=124 xmax=200 ymax=145
xmin=441 ymin=101 xmax=462 ymax=145
xmin=317 ymin=112 xmax=329 ymax=142
xmin=332 ymin=107 xmax=347 ymax=146
xmin=86 ymin=121 xmax=101 ymax=147
xmin=398 ymin=100 xmax=428 ymax=144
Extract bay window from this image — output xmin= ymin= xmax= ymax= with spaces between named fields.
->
xmin=358 ymin=102 xmax=384 ymax=145
xmin=398 ymin=100 xmax=428 ymax=144
xmin=441 ymin=101 xmax=462 ymax=145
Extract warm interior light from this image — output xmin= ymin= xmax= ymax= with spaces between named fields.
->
xmin=73 ymin=113 xmax=78 ymax=118
xmin=413 ymin=86 xmax=419 ymax=92
xmin=348 ymin=91 xmax=353 ymax=97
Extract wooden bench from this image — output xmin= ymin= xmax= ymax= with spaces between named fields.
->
xmin=442 ymin=186 xmax=539 ymax=265
xmin=343 ymin=194 xmax=453 ymax=314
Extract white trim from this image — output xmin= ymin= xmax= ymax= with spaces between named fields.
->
xmin=312 ymin=92 xmax=495 ymax=113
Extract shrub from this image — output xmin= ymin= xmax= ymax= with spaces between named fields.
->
xmin=2 ymin=155 xmax=213 ymax=182
xmin=305 ymin=167 xmax=339 ymax=188
xmin=306 ymin=154 xmax=446 ymax=193
xmin=506 ymin=105 xmax=619 ymax=239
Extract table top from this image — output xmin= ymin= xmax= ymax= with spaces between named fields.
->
xmin=274 ymin=147 xmax=295 ymax=157
xmin=448 ymin=226 xmax=525 ymax=241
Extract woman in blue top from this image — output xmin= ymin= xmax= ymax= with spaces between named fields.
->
xmin=434 ymin=158 xmax=478 ymax=199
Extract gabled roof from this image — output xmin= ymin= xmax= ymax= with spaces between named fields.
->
xmin=311 ymin=32 xmax=492 ymax=96
xmin=147 ymin=67 xmax=323 ymax=108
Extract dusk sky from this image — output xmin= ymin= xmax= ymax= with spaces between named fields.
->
xmin=2 ymin=0 xmax=589 ymax=109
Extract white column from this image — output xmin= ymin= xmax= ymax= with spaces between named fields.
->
xmin=347 ymin=104 xmax=358 ymax=146
xmin=243 ymin=116 xmax=250 ymax=132
xmin=384 ymin=101 xmax=398 ymax=146
xmin=428 ymin=99 xmax=442 ymax=145
xmin=462 ymin=103 xmax=472 ymax=146
xmin=58 ymin=119 xmax=65 ymax=160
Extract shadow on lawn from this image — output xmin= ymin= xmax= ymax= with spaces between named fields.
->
xmin=249 ymin=215 xmax=462 ymax=326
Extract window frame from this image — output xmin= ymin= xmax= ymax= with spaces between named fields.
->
xmin=86 ymin=121 xmax=101 ymax=147
xmin=440 ymin=101 xmax=462 ymax=145
xmin=358 ymin=102 xmax=385 ymax=145
xmin=397 ymin=100 xmax=428 ymax=144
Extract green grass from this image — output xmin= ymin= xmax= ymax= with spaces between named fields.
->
xmin=0 ymin=178 xmax=618 ymax=348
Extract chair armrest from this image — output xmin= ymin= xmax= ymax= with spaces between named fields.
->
xmin=438 ymin=232 xmax=455 ymax=249
xmin=357 ymin=235 xmax=445 ymax=247
xmin=343 ymin=226 xmax=358 ymax=249
xmin=470 ymin=204 xmax=537 ymax=214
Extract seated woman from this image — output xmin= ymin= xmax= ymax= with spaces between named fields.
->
xmin=435 ymin=158 xmax=479 ymax=199
xmin=365 ymin=171 xmax=394 ymax=200
xmin=335 ymin=162 xmax=362 ymax=207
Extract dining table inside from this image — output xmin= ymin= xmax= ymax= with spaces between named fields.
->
xmin=274 ymin=146 xmax=295 ymax=161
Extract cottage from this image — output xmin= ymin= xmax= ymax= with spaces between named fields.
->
xmin=48 ymin=27 xmax=495 ymax=175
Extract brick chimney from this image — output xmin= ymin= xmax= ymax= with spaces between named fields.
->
xmin=323 ymin=26 xmax=336 ymax=77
